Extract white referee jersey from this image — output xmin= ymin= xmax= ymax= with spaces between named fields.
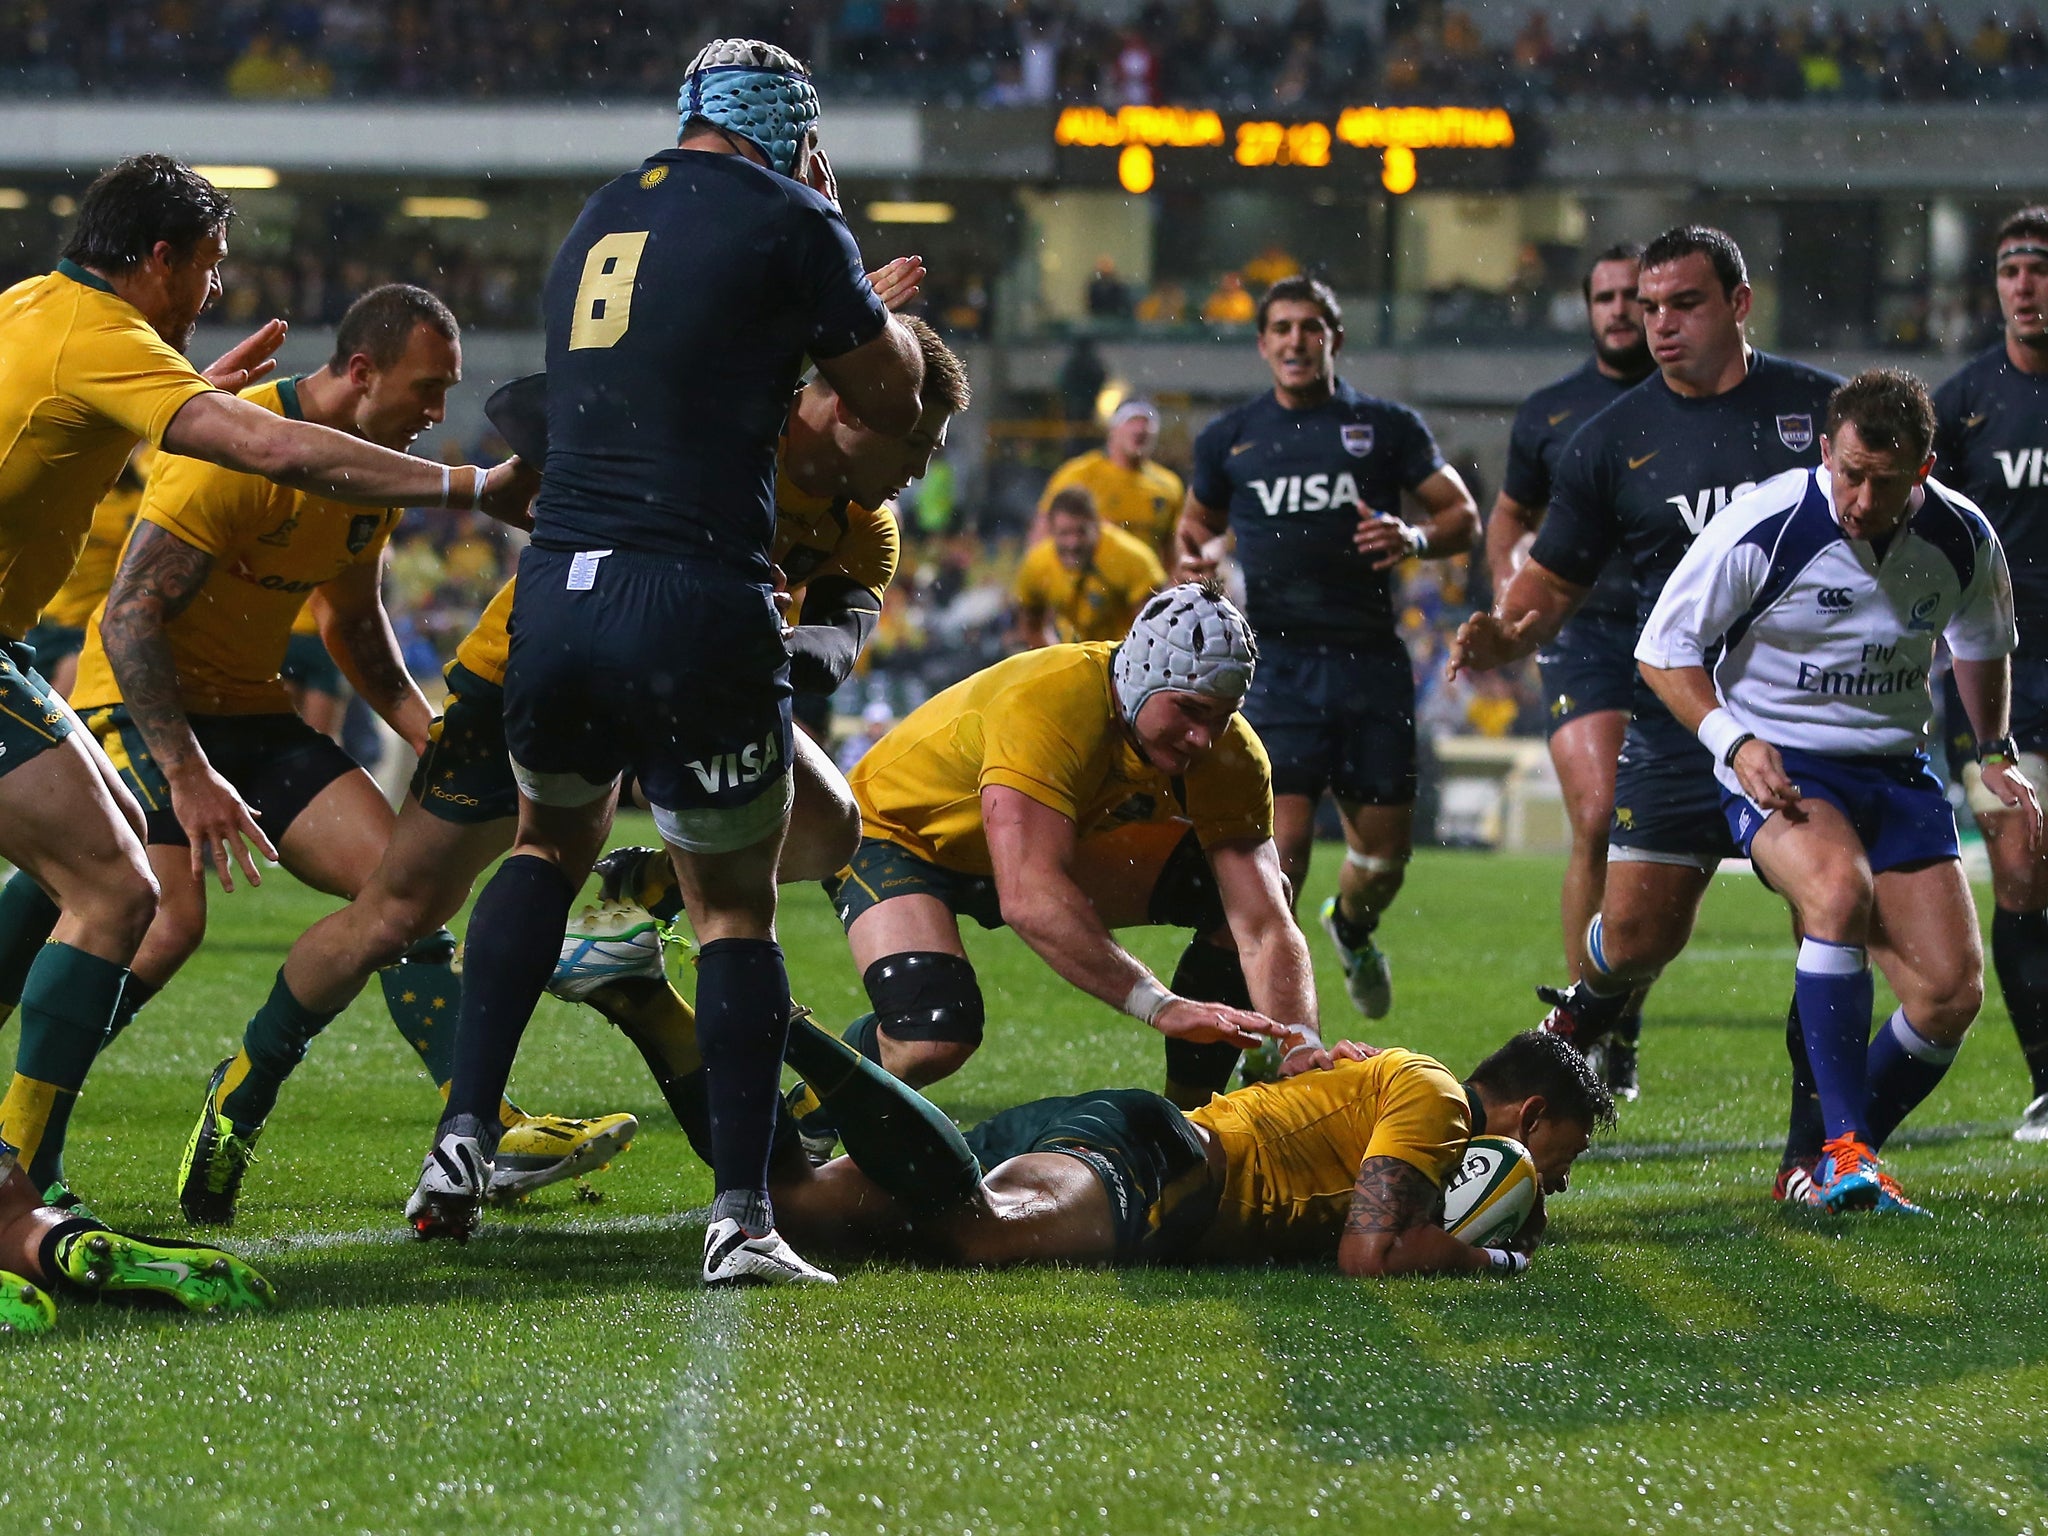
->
xmin=1636 ymin=467 xmax=2016 ymax=785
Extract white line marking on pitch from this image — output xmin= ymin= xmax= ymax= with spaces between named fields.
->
xmin=233 ymin=1207 xmax=711 ymax=1258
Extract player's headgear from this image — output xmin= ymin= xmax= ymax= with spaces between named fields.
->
xmin=679 ymin=39 xmax=819 ymax=179
xmin=1113 ymin=583 xmax=1257 ymax=723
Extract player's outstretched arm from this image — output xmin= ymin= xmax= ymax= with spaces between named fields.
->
xmin=1641 ymin=660 xmax=1799 ymax=813
xmin=1337 ymin=1156 xmax=1495 ymax=1278
xmin=309 ymin=557 xmax=433 ymax=754
xmin=1447 ymin=556 xmax=1587 ymax=678
xmin=99 ymin=523 xmax=277 ymax=890
xmin=1206 ymin=836 xmax=1323 ymax=1066
xmin=1482 ymin=490 xmax=1541 ymax=590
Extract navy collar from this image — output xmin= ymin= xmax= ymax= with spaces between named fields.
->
xmin=55 ymin=258 xmax=115 ymax=295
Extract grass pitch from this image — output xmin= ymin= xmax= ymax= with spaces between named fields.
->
xmin=4 ymin=825 xmax=2047 ymax=1535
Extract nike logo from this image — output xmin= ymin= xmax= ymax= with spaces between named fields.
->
xmin=138 ymin=1259 xmax=193 ymax=1284
xmin=1230 ymin=442 xmax=1255 ymax=456
xmin=1964 ymin=414 xmax=1988 ymax=428
xmin=1548 ymin=410 xmax=1573 ymax=426
xmin=1628 ymin=451 xmax=1659 ymax=470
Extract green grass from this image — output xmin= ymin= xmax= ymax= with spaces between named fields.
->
xmin=5 ymin=824 xmax=2048 ymax=1535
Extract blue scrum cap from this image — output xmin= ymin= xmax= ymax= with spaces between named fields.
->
xmin=679 ymin=38 xmax=820 ymax=179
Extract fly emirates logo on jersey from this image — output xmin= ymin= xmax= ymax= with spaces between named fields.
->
xmin=1668 ymin=481 xmax=1760 ymax=536
xmin=1247 ymin=473 xmax=1366 ymax=516
xmin=1794 ymin=637 xmax=1930 ymax=699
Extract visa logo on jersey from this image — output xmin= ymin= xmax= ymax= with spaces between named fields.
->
xmin=1248 ymin=473 xmax=1365 ymax=516
xmin=687 ymin=732 xmax=782 ymax=794
xmin=1993 ymin=448 xmax=2048 ymax=488
xmin=1666 ymin=481 xmax=1759 ymax=535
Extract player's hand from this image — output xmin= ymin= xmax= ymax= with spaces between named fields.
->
xmin=1177 ymin=533 xmax=1231 ymax=583
xmin=167 ymin=760 xmax=277 ymax=892
xmin=1277 ymin=1035 xmax=1381 ymax=1075
xmin=1151 ymin=997 xmax=1288 ymax=1050
xmin=867 ymin=255 xmax=926 ymax=312
xmin=803 ymin=143 xmax=840 ymax=209
xmin=1447 ymin=609 xmax=1541 ymax=679
xmin=1983 ymin=759 xmax=2045 ymax=850
xmin=203 ymin=319 xmax=287 ymax=393
xmin=1353 ymin=507 xmax=1427 ymax=570
xmin=477 ymin=457 xmax=541 ymax=531
xmin=1732 ymin=737 xmax=1801 ymax=815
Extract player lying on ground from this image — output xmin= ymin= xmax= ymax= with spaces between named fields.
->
xmin=0 ymin=155 xmax=537 ymax=1221
xmin=1636 ymin=367 xmax=2039 ymax=1213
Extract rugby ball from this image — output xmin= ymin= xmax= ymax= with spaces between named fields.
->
xmin=1441 ymin=1135 xmax=1540 ymax=1247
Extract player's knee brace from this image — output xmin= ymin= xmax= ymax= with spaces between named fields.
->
xmin=861 ymin=951 xmax=985 ymax=1046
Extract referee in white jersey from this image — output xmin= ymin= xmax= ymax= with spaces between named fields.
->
xmin=1635 ymin=368 xmax=2040 ymax=1216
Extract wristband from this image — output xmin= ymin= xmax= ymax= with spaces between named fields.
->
xmin=1484 ymin=1247 xmax=1529 ymax=1276
xmin=438 ymin=463 xmax=452 ymax=507
xmin=1980 ymin=734 xmax=2020 ymax=766
xmin=1697 ymin=707 xmax=1750 ymax=766
xmin=1122 ymin=974 xmax=1175 ymax=1026
xmin=461 ymin=465 xmax=484 ymax=511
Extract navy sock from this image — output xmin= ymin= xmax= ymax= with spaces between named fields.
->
xmin=1864 ymin=1007 xmax=1959 ymax=1149
xmin=1782 ymin=991 xmax=1826 ymax=1166
xmin=442 ymin=856 xmax=575 ymax=1152
xmin=1793 ymin=938 xmax=1875 ymax=1141
xmin=696 ymin=936 xmax=793 ymax=1231
xmin=1991 ymin=907 xmax=2048 ymax=1098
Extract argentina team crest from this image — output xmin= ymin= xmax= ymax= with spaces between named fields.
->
xmin=1776 ymin=414 xmax=1815 ymax=451
xmin=1340 ymin=423 xmax=1374 ymax=457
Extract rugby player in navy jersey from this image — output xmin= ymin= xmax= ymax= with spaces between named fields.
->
xmin=1933 ymin=206 xmax=2048 ymax=1143
xmin=1178 ymin=276 xmax=1478 ymax=1042
xmin=1485 ymin=242 xmax=1654 ymax=1097
xmin=1450 ymin=227 xmax=1839 ymax=1147
xmin=405 ymin=38 xmax=926 ymax=1287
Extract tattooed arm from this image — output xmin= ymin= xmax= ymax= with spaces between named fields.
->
xmin=309 ymin=550 xmax=431 ymax=754
xmin=1336 ymin=1156 xmax=1492 ymax=1277
xmin=99 ymin=521 xmax=276 ymax=890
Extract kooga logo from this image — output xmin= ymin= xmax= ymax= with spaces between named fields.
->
xmin=1816 ymin=587 xmax=1854 ymax=612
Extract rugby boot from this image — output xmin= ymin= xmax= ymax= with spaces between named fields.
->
xmin=1237 ymin=1037 xmax=1284 ymax=1086
xmin=0 ymin=1271 xmax=55 ymax=1336
xmin=1811 ymin=1133 xmax=1884 ymax=1213
xmin=702 ymin=1217 xmax=837 ymax=1287
xmin=486 ymin=1110 xmax=639 ymax=1202
xmin=177 ymin=1056 xmax=261 ymax=1226
xmin=1600 ymin=1037 xmax=1640 ymax=1102
xmin=548 ymin=900 xmax=668 ymax=1002
xmin=407 ymin=1123 xmax=492 ymax=1241
xmin=52 ymin=1229 xmax=274 ymax=1313
xmin=594 ymin=845 xmax=684 ymax=921
xmin=1535 ymin=980 xmax=1632 ymax=1052
xmin=2015 ymin=1091 xmax=2048 ymax=1143
xmin=1873 ymin=1169 xmax=1932 ymax=1218
xmin=1770 ymin=1157 xmax=1820 ymax=1204
xmin=1319 ymin=896 xmax=1392 ymax=1019
xmin=40 ymin=1180 xmax=98 ymax=1223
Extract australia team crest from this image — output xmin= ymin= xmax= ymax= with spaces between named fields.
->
xmin=1340 ymin=423 xmax=1374 ymax=457
xmin=1776 ymin=414 xmax=1814 ymax=452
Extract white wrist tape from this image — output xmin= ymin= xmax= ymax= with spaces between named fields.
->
xmin=1485 ymin=1248 xmax=1529 ymax=1275
xmin=438 ymin=463 xmax=452 ymax=507
xmin=1697 ymin=707 xmax=1750 ymax=765
xmin=1123 ymin=975 xmax=1176 ymax=1026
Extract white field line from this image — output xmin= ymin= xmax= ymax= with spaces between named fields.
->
xmin=639 ymin=1287 xmax=746 ymax=1533
xmin=232 ymin=1207 xmax=711 ymax=1258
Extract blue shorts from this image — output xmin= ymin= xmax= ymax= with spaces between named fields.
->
xmin=502 ymin=545 xmax=792 ymax=816
xmin=1609 ymin=714 xmax=1737 ymax=862
xmin=1241 ymin=637 xmax=1415 ymax=806
xmin=1536 ymin=609 xmax=1636 ymax=738
xmin=1721 ymin=746 xmax=1958 ymax=872
xmin=1940 ymin=655 xmax=2048 ymax=775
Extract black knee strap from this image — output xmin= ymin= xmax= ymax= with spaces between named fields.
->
xmin=862 ymin=951 xmax=985 ymax=1046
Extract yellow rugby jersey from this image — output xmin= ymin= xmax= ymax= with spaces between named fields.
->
xmin=452 ymin=462 xmax=899 ymax=688
xmin=1188 ymin=1049 xmax=1471 ymax=1263
xmin=71 ymin=377 xmax=399 ymax=716
xmin=38 ymin=454 xmax=147 ymax=629
xmin=1038 ymin=450 xmax=1185 ymax=557
xmin=1014 ymin=523 xmax=1165 ymax=644
xmin=289 ymin=599 xmax=322 ymax=638
xmin=0 ymin=262 xmax=218 ymax=639
xmin=850 ymin=641 xmax=1271 ymax=875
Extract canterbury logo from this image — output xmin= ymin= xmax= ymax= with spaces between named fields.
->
xmin=1816 ymin=587 xmax=1854 ymax=612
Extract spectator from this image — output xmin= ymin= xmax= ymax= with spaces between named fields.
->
xmin=1086 ymin=256 xmax=1133 ymax=321
xmin=1201 ymin=272 xmax=1256 ymax=326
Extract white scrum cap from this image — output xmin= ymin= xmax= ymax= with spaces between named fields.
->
xmin=1112 ymin=583 xmax=1257 ymax=723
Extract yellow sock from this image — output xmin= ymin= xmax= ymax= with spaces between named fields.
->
xmin=0 ymin=1073 xmax=62 ymax=1173
xmin=588 ymin=976 xmax=699 ymax=1076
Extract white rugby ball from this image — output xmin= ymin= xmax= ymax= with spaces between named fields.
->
xmin=1441 ymin=1134 xmax=1540 ymax=1247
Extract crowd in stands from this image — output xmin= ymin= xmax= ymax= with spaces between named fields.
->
xmin=6 ymin=0 xmax=2047 ymax=109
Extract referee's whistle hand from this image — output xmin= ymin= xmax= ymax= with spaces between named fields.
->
xmin=1732 ymin=739 xmax=1801 ymax=814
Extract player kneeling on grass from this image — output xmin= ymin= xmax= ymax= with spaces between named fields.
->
xmin=1636 ymin=367 xmax=2038 ymax=1215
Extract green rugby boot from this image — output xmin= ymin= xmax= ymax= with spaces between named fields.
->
xmin=41 ymin=1180 xmax=98 ymax=1223
xmin=0 ymin=1270 xmax=56 ymax=1336
xmin=54 ymin=1229 xmax=275 ymax=1314
xmin=178 ymin=1057 xmax=262 ymax=1226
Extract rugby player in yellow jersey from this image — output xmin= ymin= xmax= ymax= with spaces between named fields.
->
xmin=0 ymin=155 xmax=530 ymax=1309
xmin=740 ymin=1020 xmax=1606 ymax=1277
xmin=794 ymin=582 xmax=1307 ymax=1158
xmin=1034 ymin=398 xmax=1186 ymax=565
xmin=1011 ymin=485 xmax=1166 ymax=648
xmin=23 ymin=446 xmax=148 ymax=699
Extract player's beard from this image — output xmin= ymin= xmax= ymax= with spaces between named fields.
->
xmin=1595 ymin=332 xmax=1652 ymax=377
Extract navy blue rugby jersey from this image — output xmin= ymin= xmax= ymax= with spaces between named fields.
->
xmin=1502 ymin=358 xmax=1647 ymax=625
xmin=1934 ymin=345 xmax=2048 ymax=657
xmin=534 ymin=149 xmax=887 ymax=573
xmin=1189 ymin=379 xmax=1445 ymax=646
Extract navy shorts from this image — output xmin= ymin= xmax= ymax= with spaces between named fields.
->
xmin=1536 ymin=609 xmax=1637 ymax=738
xmin=1241 ymin=637 xmax=1415 ymax=805
xmin=1722 ymin=746 xmax=1958 ymax=872
xmin=1609 ymin=719 xmax=1737 ymax=862
xmin=502 ymin=545 xmax=792 ymax=816
xmin=1940 ymin=655 xmax=2048 ymax=774
xmin=86 ymin=706 xmax=356 ymax=847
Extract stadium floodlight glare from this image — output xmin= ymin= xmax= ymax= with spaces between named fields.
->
xmin=867 ymin=201 xmax=954 ymax=224
xmin=1118 ymin=145 xmax=1155 ymax=194
xmin=0 ymin=188 xmax=28 ymax=210
xmin=194 ymin=165 xmax=281 ymax=189
xmin=400 ymin=196 xmax=491 ymax=220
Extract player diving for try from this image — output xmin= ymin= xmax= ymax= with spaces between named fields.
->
xmin=1636 ymin=368 xmax=2034 ymax=1213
